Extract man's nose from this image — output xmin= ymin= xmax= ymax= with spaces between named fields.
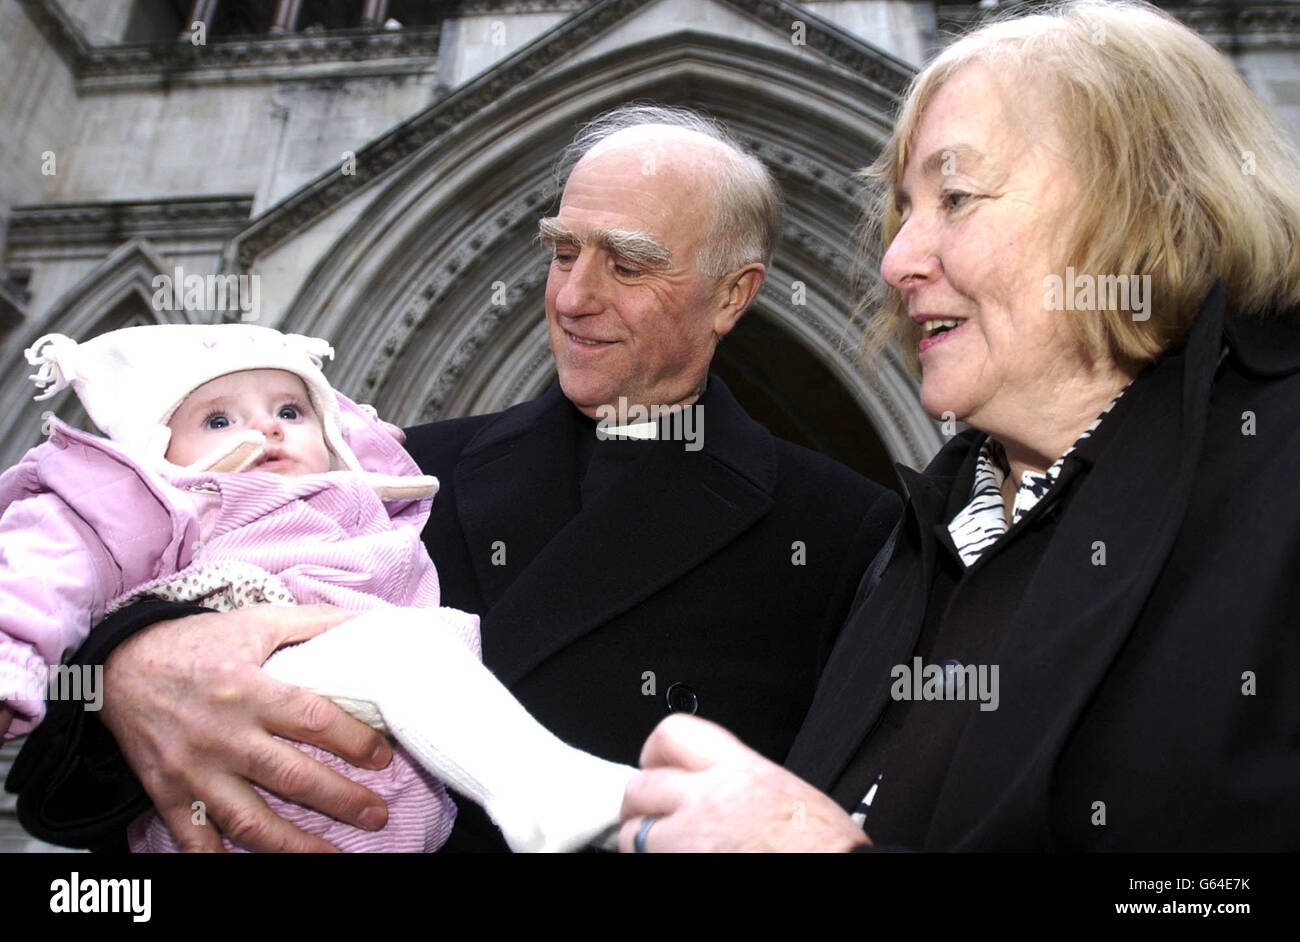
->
xmin=881 ymin=214 xmax=940 ymax=293
xmin=553 ymin=251 xmax=604 ymax=317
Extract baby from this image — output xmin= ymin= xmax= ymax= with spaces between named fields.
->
xmin=0 ymin=323 xmax=634 ymax=852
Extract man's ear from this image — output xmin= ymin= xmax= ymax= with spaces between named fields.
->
xmin=713 ymin=263 xmax=766 ymax=338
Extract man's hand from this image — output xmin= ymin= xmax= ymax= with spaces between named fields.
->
xmin=101 ymin=604 xmax=393 ymax=852
xmin=617 ymin=714 xmax=870 ymax=853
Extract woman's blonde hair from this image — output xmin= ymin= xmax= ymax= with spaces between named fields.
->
xmin=859 ymin=0 xmax=1300 ymax=374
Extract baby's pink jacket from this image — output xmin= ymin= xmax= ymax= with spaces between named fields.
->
xmin=0 ymin=395 xmax=479 ymax=852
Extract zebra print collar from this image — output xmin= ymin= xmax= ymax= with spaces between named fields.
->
xmin=947 ymin=384 xmax=1133 ymax=568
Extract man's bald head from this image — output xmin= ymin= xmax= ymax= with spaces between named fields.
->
xmin=558 ymin=105 xmax=781 ymax=277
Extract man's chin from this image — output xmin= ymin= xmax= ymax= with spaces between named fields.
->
xmin=556 ymin=372 xmax=617 ymax=418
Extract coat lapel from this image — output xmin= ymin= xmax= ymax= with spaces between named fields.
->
xmin=930 ymin=283 xmax=1228 ymax=850
xmin=454 ymin=383 xmax=582 ymax=610
xmin=786 ymin=445 xmax=969 ymax=787
xmin=467 ymin=378 xmax=778 ymax=687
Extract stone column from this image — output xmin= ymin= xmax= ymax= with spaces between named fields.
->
xmin=181 ymin=0 xmax=219 ymax=38
xmin=270 ymin=0 xmax=304 ymax=33
xmin=361 ymin=0 xmax=390 ymax=28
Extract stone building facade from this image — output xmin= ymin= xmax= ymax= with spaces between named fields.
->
xmin=1 ymin=0 xmax=1298 ymax=851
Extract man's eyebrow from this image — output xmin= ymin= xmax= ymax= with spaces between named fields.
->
xmin=538 ymin=217 xmax=577 ymax=245
xmin=597 ymin=229 xmax=671 ymax=267
xmin=538 ymin=217 xmax=672 ymax=268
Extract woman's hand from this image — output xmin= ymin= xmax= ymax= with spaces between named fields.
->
xmin=101 ymin=604 xmax=393 ymax=852
xmin=617 ymin=714 xmax=870 ymax=852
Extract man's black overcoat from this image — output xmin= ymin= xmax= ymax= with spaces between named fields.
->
xmin=406 ymin=376 xmax=900 ymax=850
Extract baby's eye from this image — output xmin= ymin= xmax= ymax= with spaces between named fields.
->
xmin=278 ymin=405 xmax=300 ymax=421
xmin=205 ymin=414 xmax=230 ymax=430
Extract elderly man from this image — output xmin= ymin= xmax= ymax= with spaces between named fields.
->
xmin=4 ymin=105 xmax=900 ymax=853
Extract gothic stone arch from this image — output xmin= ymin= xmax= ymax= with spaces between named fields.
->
xmin=0 ymin=240 xmax=198 ymax=468
xmin=274 ymin=31 xmax=941 ymax=472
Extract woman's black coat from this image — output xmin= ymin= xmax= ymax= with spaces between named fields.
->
xmin=787 ymin=282 xmax=1300 ymax=851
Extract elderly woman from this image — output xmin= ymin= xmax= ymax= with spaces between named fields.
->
xmin=619 ymin=0 xmax=1300 ymax=852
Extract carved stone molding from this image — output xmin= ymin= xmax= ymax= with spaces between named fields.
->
xmin=0 ymin=284 xmax=25 ymax=332
xmin=936 ymin=2 xmax=1300 ymax=50
xmin=16 ymin=0 xmax=445 ymax=90
xmin=228 ymin=0 xmax=915 ymax=270
xmin=13 ymin=0 xmax=88 ymax=74
xmin=0 ymin=239 xmax=199 ymax=468
xmin=357 ymin=187 xmax=553 ymax=405
xmin=78 ymin=26 xmax=446 ymax=89
xmin=726 ymin=0 xmax=915 ymax=94
xmin=457 ymin=0 xmax=587 ymax=13
xmin=6 ymin=195 xmax=254 ymax=251
xmin=229 ymin=0 xmax=657 ymax=269
xmin=777 ymin=220 xmax=856 ymax=295
xmin=742 ymin=134 xmax=863 ymax=205
xmin=757 ymin=225 xmax=941 ymax=465
xmin=416 ymin=266 xmax=548 ymax=420
xmin=502 ymin=341 xmax=559 ymax=409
